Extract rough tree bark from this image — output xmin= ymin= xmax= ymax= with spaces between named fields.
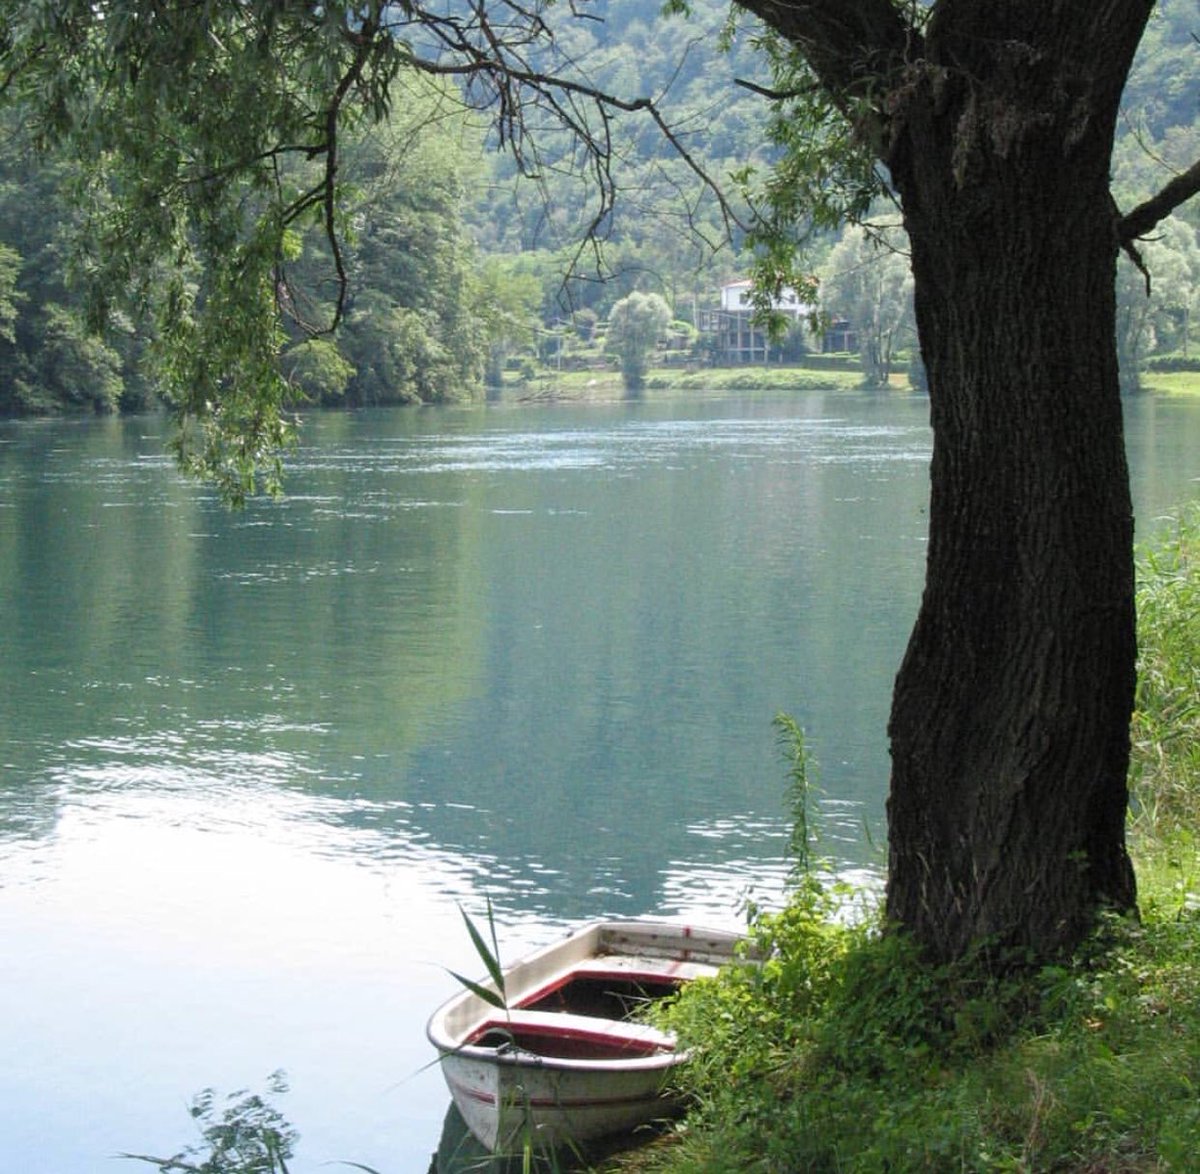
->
xmin=883 ymin=5 xmax=1153 ymax=961
xmin=736 ymin=0 xmax=1158 ymax=960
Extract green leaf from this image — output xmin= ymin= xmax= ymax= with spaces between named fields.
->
xmin=447 ymin=969 xmax=509 ymax=1011
xmin=456 ymin=899 xmax=507 ymax=1008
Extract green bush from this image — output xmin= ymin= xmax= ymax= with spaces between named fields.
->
xmin=1142 ymin=355 xmax=1200 ymax=373
xmin=123 ymin=1073 xmax=297 ymax=1173
xmin=644 ymin=890 xmax=1200 ymax=1173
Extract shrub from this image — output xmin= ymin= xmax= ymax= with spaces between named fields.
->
xmin=1143 ymin=355 xmax=1200 ymax=373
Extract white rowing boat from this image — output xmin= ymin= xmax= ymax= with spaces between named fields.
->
xmin=426 ymin=919 xmax=742 ymax=1153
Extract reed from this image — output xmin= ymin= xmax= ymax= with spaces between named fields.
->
xmin=450 ymin=898 xmax=509 ymax=1011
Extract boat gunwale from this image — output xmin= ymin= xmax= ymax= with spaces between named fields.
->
xmin=427 ymin=919 xmax=740 ymax=1073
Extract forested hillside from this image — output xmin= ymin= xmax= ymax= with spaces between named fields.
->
xmin=1 ymin=0 xmax=1199 ymax=416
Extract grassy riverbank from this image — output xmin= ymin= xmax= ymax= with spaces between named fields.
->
xmin=1140 ymin=371 xmax=1200 ymax=397
xmin=515 ymin=363 xmax=1200 ymax=401
xmin=606 ymin=508 xmax=1200 ymax=1174
xmin=618 ymin=864 xmax=1199 ymax=1172
xmin=509 ymin=361 xmax=901 ymax=400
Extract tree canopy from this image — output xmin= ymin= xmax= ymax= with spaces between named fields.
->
xmin=605 ymin=290 xmax=673 ymax=390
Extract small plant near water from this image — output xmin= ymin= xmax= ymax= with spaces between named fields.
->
xmin=121 ymin=1071 xmax=298 ymax=1173
xmin=774 ymin=711 xmax=816 ymax=881
xmin=450 ymin=897 xmax=510 ymax=1012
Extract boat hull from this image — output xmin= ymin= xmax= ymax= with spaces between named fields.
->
xmin=440 ymin=1040 xmax=678 ymax=1152
xmin=427 ymin=919 xmax=742 ymax=1153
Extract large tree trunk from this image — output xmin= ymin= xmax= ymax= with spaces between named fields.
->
xmin=881 ymin=8 xmax=1151 ymax=961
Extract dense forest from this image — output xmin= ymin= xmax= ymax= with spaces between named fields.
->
xmin=2 ymin=0 xmax=1199 ymax=416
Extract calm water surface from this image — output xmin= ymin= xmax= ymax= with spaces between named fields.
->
xmin=1 ymin=390 xmax=1197 ymax=1172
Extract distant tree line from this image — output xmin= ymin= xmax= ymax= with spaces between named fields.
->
xmin=2 ymin=0 xmax=1200 ymax=418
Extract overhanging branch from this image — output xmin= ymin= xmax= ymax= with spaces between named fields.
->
xmin=1118 ymin=156 xmax=1200 ymax=244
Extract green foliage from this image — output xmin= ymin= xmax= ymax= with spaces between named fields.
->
xmin=0 ymin=243 xmax=22 ymax=345
xmin=122 ymin=1072 xmax=296 ymax=1173
xmin=0 ymin=52 xmax=489 ymax=438
xmin=772 ymin=711 xmax=815 ymax=880
xmin=639 ymin=366 xmax=863 ymax=394
xmin=731 ymin=29 xmax=885 ymax=325
xmin=1116 ymin=214 xmax=1200 ymax=389
xmin=281 ymin=338 xmax=356 ymax=404
xmin=817 ymin=219 xmax=915 ymax=387
xmin=654 ymin=718 xmax=861 ymax=1161
xmin=653 ymin=883 xmax=858 ymax=1167
xmin=477 ymin=258 xmax=545 ymax=385
xmin=1120 ymin=0 xmax=1200 ymax=141
xmin=1144 ymin=354 xmax=1200 ymax=372
xmin=1130 ymin=502 xmax=1200 ymax=839
xmin=605 ymin=292 xmax=673 ymax=391
xmin=159 ymin=263 xmax=296 ymax=506
xmin=0 ymin=113 xmax=153 ymax=416
xmin=34 ymin=303 xmax=125 ymax=413
xmin=449 ymin=899 xmax=509 ymax=1011
xmin=644 ymin=885 xmax=1200 ymax=1173
xmin=2 ymin=0 xmax=404 ymax=494
xmin=320 ymin=90 xmax=489 ymax=406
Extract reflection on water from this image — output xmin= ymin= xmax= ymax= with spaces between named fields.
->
xmin=1 ymin=392 xmax=1197 ymax=1172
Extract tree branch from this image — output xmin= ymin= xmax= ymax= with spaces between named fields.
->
xmin=1119 ymin=156 xmax=1200 ymax=244
xmin=389 ymin=33 xmax=745 ymax=242
xmin=734 ymin=76 xmax=816 ymax=101
xmin=731 ymin=0 xmax=914 ymax=101
xmin=310 ymin=15 xmax=383 ymax=334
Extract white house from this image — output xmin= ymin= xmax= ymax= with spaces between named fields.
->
xmin=719 ymin=279 xmax=809 ymax=315
xmin=700 ymin=279 xmax=813 ymax=363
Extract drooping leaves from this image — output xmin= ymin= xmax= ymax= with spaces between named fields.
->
xmin=4 ymin=1 xmax=402 ymax=500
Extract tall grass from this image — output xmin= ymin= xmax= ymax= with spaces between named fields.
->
xmin=1130 ymin=503 xmax=1200 ymax=843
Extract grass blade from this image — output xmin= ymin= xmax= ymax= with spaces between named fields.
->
xmin=459 ymin=900 xmax=507 ymax=1006
xmin=447 ymin=969 xmax=508 ymax=1010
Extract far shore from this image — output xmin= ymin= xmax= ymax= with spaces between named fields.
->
xmin=510 ymin=362 xmax=1200 ymax=401
xmin=1140 ymin=370 xmax=1200 ymax=396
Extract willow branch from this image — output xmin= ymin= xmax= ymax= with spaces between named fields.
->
xmin=314 ymin=18 xmax=381 ymax=334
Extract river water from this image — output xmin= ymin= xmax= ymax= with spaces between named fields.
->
xmin=1 ymin=390 xmax=1197 ymax=1172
